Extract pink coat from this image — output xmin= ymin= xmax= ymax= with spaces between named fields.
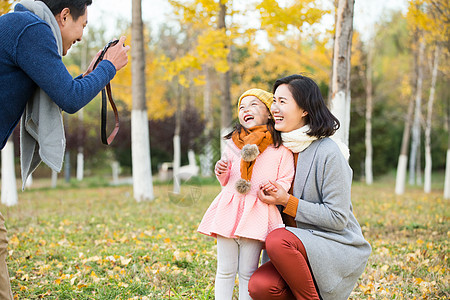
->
xmin=198 ymin=139 xmax=295 ymax=241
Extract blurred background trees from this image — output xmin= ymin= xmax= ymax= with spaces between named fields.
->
xmin=1 ymin=0 xmax=448 ymax=195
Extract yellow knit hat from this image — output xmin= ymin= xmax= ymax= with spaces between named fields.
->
xmin=237 ymin=88 xmax=273 ymax=114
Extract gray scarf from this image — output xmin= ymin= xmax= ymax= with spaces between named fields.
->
xmin=19 ymin=0 xmax=65 ymax=189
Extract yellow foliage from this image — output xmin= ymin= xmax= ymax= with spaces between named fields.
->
xmin=196 ymin=29 xmax=229 ymax=71
xmin=66 ymin=65 xmax=81 ymax=77
xmin=159 ymin=0 xmax=233 ymax=92
xmin=111 ymin=32 xmax=173 ymax=120
xmin=407 ymin=0 xmax=449 ymax=54
xmin=0 ymin=0 xmax=16 ymax=16
xmin=257 ymin=0 xmax=329 ymax=37
xmin=236 ymin=37 xmax=332 ymax=96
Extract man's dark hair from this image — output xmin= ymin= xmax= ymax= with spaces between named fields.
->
xmin=38 ymin=0 xmax=92 ymax=20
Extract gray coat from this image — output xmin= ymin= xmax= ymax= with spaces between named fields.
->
xmin=287 ymin=138 xmax=371 ymax=300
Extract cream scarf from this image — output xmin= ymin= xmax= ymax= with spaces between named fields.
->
xmin=281 ymin=125 xmax=317 ymax=153
xmin=281 ymin=125 xmax=350 ymax=160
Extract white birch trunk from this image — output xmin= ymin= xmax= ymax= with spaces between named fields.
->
xmin=51 ymin=170 xmax=58 ymax=188
xmin=409 ymin=40 xmax=425 ymax=186
xmin=395 ymin=90 xmax=415 ymax=195
xmin=364 ymin=42 xmax=374 ymax=184
xmin=395 ymin=154 xmax=408 ymax=195
xmin=424 ymin=46 xmax=440 ymax=193
xmin=131 ymin=110 xmax=154 ymax=201
xmin=111 ymin=161 xmax=120 ymax=185
xmin=76 ymin=108 xmax=84 ymax=181
xmin=331 ymin=91 xmax=348 ymax=144
xmin=444 ymin=149 xmax=450 ymax=199
xmin=76 ymin=152 xmax=84 ymax=181
xmin=201 ymin=143 xmax=214 ymax=177
xmin=173 ymin=134 xmax=181 ymax=194
xmin=201 ymin=67 xmax=213 ymax=177
xmin=218 ymin=3 xmax=233 ymax=156
xmin=364 ymin=109 xmax=373 ymax=185
xmin=1 ymin=139 xmax=18 ymax=206
xmin=330 ymin=0 xmax=354 ymax=147
xmin=77 ymin=41 xmax=87 ymax=181
xmin=131 ymin=0 xmax=154 ymax=201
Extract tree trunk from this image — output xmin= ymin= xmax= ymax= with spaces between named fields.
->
xmin=444 ymin=133 xmax=450 ymax=199
xmin=111 ymin=161 xmax=120 ymax=185
xmin=330 ymin=0 xmax=354 ymax=147
xmin=77 ymin=39 xmax=88 ymax=181
xmin=365 ymin=42 xmax=374 ymax=185
xmin=173 ymin=84 xmax=182 ymax=193
xmin=64 ymin=151 xmax=71 ymax=182
xmin=64 ymin=114 xmax=71 ymax=182
xmin=76 ymin=150 xmax=84 ymax=181
xmin=201 ymin=66 xmax=214 ymax=177
xmin=424 ymin=46 xmax=440 ymax=193
xmin=131 ymin=0 xmax=154 ymax=201
xmin=395 ymin=96 xmax=415 ymax=195
xmin=445 ymin=85 xmax=450 ymax=199
xmin=51 ymin=170 xmax=57 ymax=188
xmin=1 ymin=137 xmax=18 ymax=206
xmin=409 ymin=40 xmax=425 ymax=186
xmin=218 ymin=2 xmax=232 ymax=154
xmin=76 ymin=106 xmax=84 ymax=182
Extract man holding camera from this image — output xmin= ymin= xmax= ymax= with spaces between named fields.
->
xmin=0 ymin=0 xmax=130 ymax=297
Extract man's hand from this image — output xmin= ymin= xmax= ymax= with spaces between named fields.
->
xmin=257 ymin=181 xmax=289 ymax=207
xmin=103 ymin=36 xmax=130 ymax=71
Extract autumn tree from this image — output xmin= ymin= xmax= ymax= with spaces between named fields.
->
xmin=330 ymin=0 xmax=354 ymax=147
xmin=165 ymin=0 xmax=230 ymax=177
xmin=217 ymin=1 xmax=232 ymax=154
xmin=131 ymin=0 xmax=154 ymax=201
xmin=364 ymin=40 xmax=374 ymax=185
xmin=420 ymin=0 xmax=449 ymax=193
xmin=409 ymin=36 xmax=425 ymax=186
xmin=424 ymin=45 xmax=440 ymax=193
xmin=255 ymin=0 xmax=331 ymax=85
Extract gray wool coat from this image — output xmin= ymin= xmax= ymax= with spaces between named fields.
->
xmin=286 ymin=138 xmax=371 ymax=300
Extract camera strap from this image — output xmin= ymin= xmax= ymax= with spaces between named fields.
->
xmin=93 ymin=42 xmax=120 ymax=145
xmin=101 ymin=83 xmax=119 ymax=145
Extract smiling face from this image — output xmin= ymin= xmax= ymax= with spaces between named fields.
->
xmin=56 ymin=8 xmax=88 ymax=56
xmin=238 ymin=95 xmax=271 ymax=129
xmin=271 ymin=84 xmax=308 ymax=132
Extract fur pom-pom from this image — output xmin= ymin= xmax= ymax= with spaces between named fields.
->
xmin=241 ymin=144 xmax=259 ymax=162
xmin=236 ymin=178 xmax=251 ymax=194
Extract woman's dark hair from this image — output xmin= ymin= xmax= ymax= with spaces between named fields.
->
xmin=224 ymin=118 xmax=282 ymax=148
xmin=273 ymin=74 xmax=340 ymax=138
xmin=38 ymin=0 xmax=92 ymax=20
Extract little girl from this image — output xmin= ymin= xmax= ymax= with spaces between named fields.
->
xmin=198 ymin=88 xmax=295 ymax=300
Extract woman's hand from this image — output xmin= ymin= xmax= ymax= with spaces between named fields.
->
xmin=215 ymin=159 xmax=229 ymax=176
xmin=103 ymin=36 xmax=130 ymax=71
xmin=258 ymin=181 xmax=290 ymax=207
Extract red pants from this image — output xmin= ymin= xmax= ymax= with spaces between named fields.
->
xmin=248 ymin=228 xmax=320 ymax=300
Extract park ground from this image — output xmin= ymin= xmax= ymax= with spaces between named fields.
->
xmin=1 ymin=173 xmax=449 ymax=299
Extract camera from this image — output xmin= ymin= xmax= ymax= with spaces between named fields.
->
xmin=93 ymin=39 xmax=121 ymax=69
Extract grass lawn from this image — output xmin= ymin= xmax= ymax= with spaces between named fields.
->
xmin=1 ymin=177 xmax=448 ymax=299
